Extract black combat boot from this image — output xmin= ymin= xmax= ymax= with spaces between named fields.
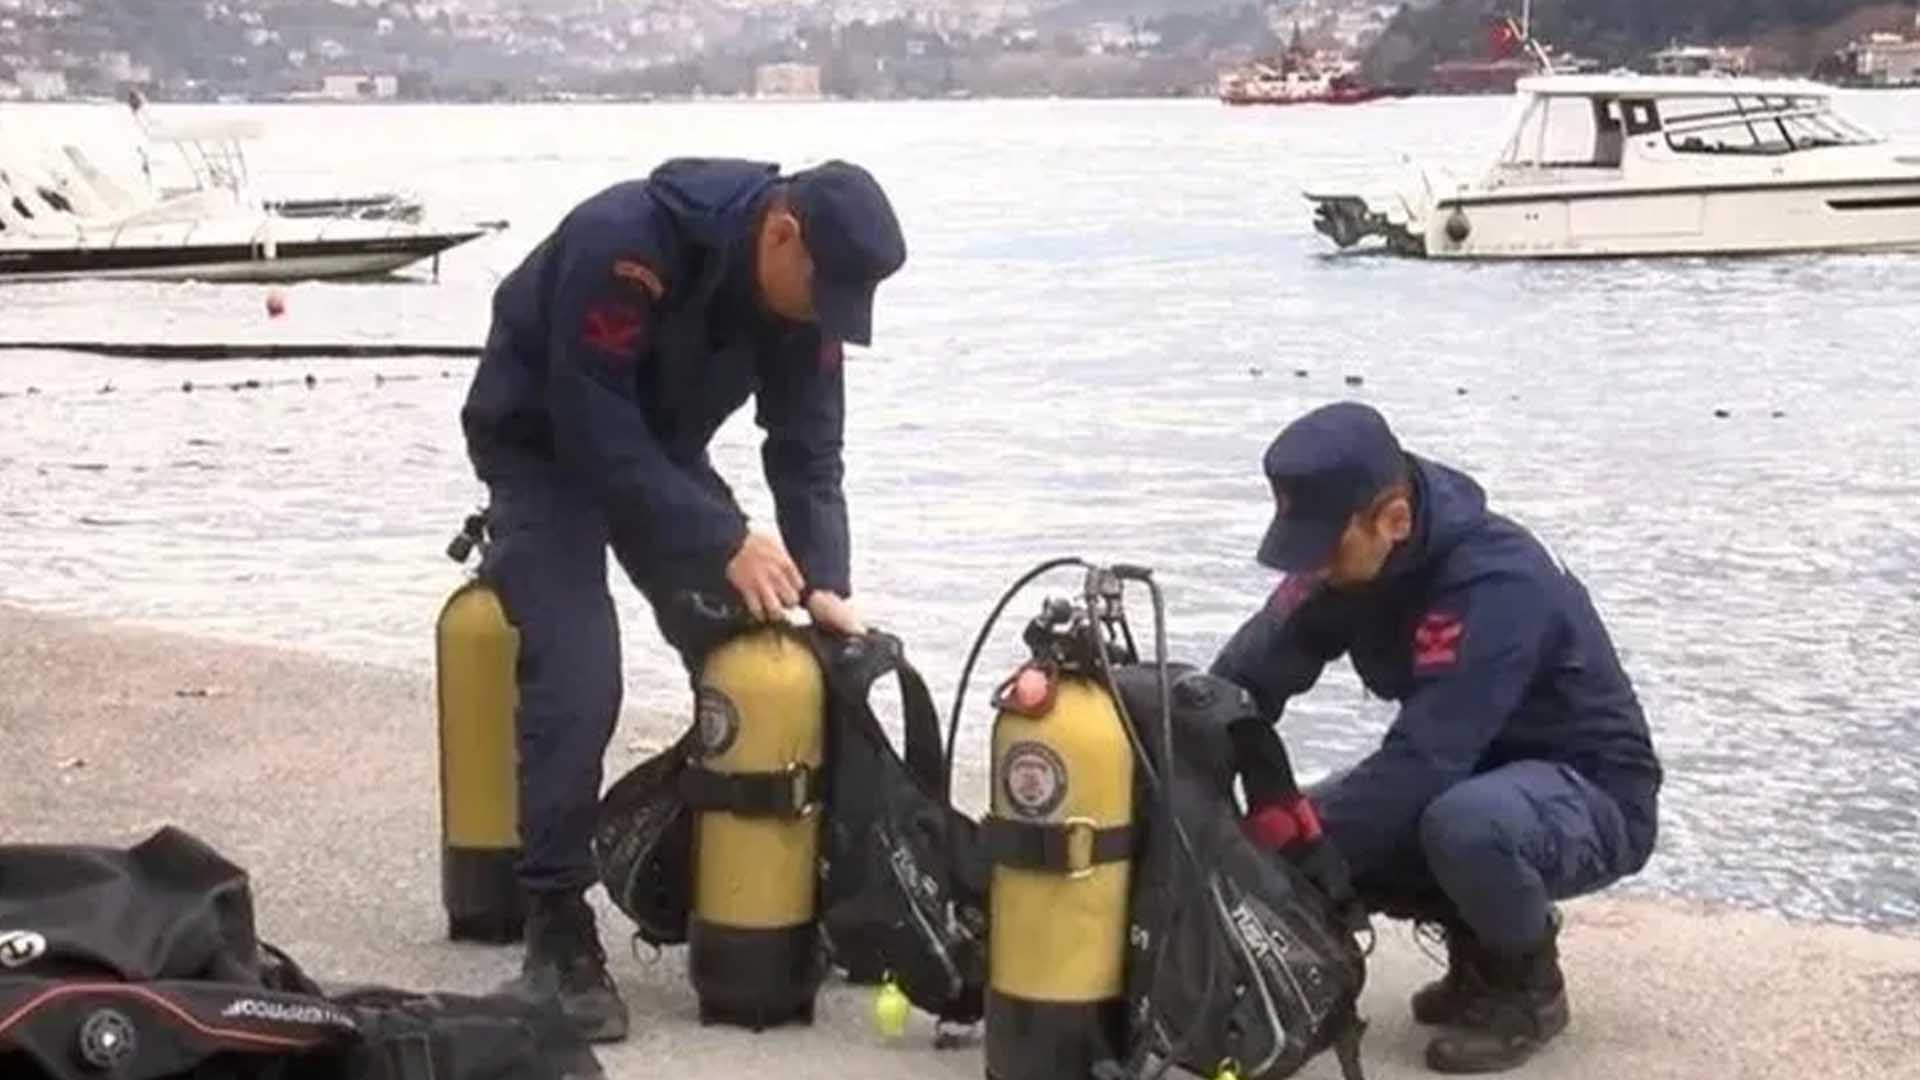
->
xmin=1410 ymin=920 xmax=1491 ymax=1026
xmin=497 ymin=889 xmax=629 ymax=1043
xmin=1424 ymin=923 xmax=1569 ymax=1074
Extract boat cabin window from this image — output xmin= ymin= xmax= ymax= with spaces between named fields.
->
xmin=1661 ymin=96 xmax=1880 ymax=155
xmin=1621 ymin=100 xmax=1661 ymax=136
xmin=1500 ymin=96 xmax=1629 ymax=169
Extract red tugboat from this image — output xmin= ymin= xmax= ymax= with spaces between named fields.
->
xmin=1218 ymin=49 xmax=1414 ymax=106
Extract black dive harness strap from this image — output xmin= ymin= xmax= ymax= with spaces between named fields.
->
xmin=983 ymin=816 xmax=1136 ymax=876
xmin=814 ymin=629 xmax=948 ymax=799
xmin=679 ymin=763 xmax=821 ymax=818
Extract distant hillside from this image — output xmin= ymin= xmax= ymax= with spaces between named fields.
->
xmin=1363 ymin=0 xmax=1920 ymax=85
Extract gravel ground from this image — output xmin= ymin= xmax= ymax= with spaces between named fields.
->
xmin=3 ymin=601 xmax=1917 ymax=1079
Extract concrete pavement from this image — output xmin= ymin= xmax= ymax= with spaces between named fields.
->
xmin=3 ymin=602 xmax=1917 ymax=1079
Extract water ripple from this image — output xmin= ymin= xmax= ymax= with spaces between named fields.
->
xmin=2 ymin=96 xmax=1917 ymax=927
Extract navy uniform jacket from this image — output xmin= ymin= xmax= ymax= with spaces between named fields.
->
xmin=1210 ymin=456 xmax=1662 ymax=882
xmin=460 ymin=158 xmax=851 ymax=595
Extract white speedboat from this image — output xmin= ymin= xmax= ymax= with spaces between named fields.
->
xmin=0 ymin=109 xmax=499 ymax=283
xmin=1305 ymin=73 xmax=1920 ymax=258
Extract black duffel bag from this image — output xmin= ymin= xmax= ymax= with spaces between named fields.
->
xmin=0 ymin=826 xmax=600 ymax=1080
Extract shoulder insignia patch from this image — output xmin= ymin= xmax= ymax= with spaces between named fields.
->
xmin=582 ymin=301 xmax=647 ymax=367
xmin=1266 ymin=573 xmax=1318 ymax=620
xmin=611 ymin=258 xmax=666 ymax=301
xmin=1412 ymin=611 xmax=1464 ymax=672
xmin=818 ymin=336 xmax=843 ymax=374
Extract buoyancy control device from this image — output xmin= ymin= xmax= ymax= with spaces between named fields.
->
xmin=592 ymin=593 xmax=990 ymax=1035
xmin=948 ymin=559 xmax=1371 ymax=1080
xmin=435 ymin=509 xmax=527 ymax=945
xmin=813 ymin=630 xmax=990 ymax=1029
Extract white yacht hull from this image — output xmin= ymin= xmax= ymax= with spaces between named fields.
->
xmin=1307 ymin=73 xmax=1920 ymax=262
xmin=0 ymin=231 xmax=489 ymax=283
xmin=1425 ymin=179 xmax=1920 ymax=259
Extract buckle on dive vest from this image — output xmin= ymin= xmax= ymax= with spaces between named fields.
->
xmin=788 ymin=761 xmax=819 ymax=818
xmin=1063 ymin=817 xmax=1098 ymax=880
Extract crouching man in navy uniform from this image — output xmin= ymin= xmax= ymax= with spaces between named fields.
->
xmin=1211 ymin=402 xmax=1662 ymax=1074
xmin=458 ymin=158 xmax=906 ymax=1041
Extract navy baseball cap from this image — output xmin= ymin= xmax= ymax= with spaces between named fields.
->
xmin=786 ymin=161 xmax=906 ymax=347
xmin=1257 ymin=402 xmax=1407 ymax=572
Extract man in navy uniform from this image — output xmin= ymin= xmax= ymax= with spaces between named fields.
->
xmin=459 ymin=157 xmax=906 ymax=1041
xmin=1212 ymin=402 xmax=1662 ymax=1074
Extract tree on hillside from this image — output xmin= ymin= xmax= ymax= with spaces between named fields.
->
xmin=1363 ymin=0 xmax=1915 ymax=83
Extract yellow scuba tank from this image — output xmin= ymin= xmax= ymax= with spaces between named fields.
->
xmin=435 ymin=510 xmax=527 ymax=944
xmin=977 ymin=567 xmax=1141 ymax=1080
xmin=683 ymin=624 xmax=828 ymax=1029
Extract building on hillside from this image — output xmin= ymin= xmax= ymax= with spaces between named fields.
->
xmin=754 ymin=61 xmax=821 ymax=100
xmin=320 ymin=73 xmax=400 ymax=99
xmin=1851 ymin=24 xmax=1920 ymax=85
xmin=16 ymin=67 xmax=66 ymax=100
xmin=1650 ymin=44 xmax=1753 ymax=77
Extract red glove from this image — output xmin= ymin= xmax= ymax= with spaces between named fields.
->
xmin=1243 ymin=795 xmax=1324 ymax=852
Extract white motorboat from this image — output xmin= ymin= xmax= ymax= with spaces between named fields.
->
xmin=1305 ymin=73 xmax=1920 ymax=259
xmin=0 ymin=107 xmax=500 ymax=283
xmin=131 ymin=107 xmax=429 ymax=225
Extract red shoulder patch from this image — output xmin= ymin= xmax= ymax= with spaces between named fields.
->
xmin=818 ymin=337 xmax=843 ymax=374
xmin=1412 ymin=611 xmax=1464 ymax=672
xmin=1266 ymin=573 xmax=1317 ymax=620
xmin=611 ymin=258 xmax=665 ymax=301
xmin=582 ymin=301 xmax=647 ymax=367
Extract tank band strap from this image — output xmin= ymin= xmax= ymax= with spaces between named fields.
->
xmin=679 ymin=763 xmax=820 ymax=818
xmin=984 ymin=816 xmax=1136 ymax=877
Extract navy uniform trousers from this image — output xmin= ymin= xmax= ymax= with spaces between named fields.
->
xmin=478 ymin=461 xmax=730 ymax=895
xmin=1313 ymin=760 xmax=1639 ymax=954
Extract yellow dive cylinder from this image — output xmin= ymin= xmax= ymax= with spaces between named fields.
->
xmin=985 ymin=671 xmax=1137 ymax=1080
xmin=683 ymin=625 xmax=827 ymax=1029
xmin=434 ymin=575 xmax=527 ymax=943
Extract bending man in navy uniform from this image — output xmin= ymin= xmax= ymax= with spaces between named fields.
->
xmin=459 ymin=158 xmax=906 ymax=1041
xmin=1211 ymin=402 xmax=1662 ymax=1074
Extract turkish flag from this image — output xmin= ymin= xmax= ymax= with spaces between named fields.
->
xmin=1487 ymin=18 xmax=1521 ymax=59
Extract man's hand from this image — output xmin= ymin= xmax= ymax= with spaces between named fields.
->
xmin=806 ymin=591 xmax=866 ymax=636
xmin=726 ymin=531 xmax=804 ymax=621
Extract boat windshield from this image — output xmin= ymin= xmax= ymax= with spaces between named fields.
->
xmin=1660 ymin=96 xmax=1882 ymax=154
xmin=1496 ymin=92 xmax=1884 ymax=170
xmin=1497 ymin=95 xmax=1630 ymax=170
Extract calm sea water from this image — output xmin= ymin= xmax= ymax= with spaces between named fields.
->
xmin=2 ymin=96 xmax=1916 ymax=929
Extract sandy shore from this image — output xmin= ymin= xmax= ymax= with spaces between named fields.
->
xmin=3 ymin=601 xmax=1917 ymax=1079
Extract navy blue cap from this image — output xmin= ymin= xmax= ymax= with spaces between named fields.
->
xmin=1257 ymin=402 xmax=1406 ymax=572
xmin=786 ymin=160 xmax=906 ymax=347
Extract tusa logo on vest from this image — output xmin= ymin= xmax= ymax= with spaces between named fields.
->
xmin=1228 ymin=901 xmax=1278 ymax=962
xmin=1001 ymin=741 xmax=1068 ymax=819
xmin=0 ymin=929 xmax=48 ymax=969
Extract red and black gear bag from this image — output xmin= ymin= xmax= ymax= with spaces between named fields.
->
xmin=0 ymin=826 xmax=600 ymax=1080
